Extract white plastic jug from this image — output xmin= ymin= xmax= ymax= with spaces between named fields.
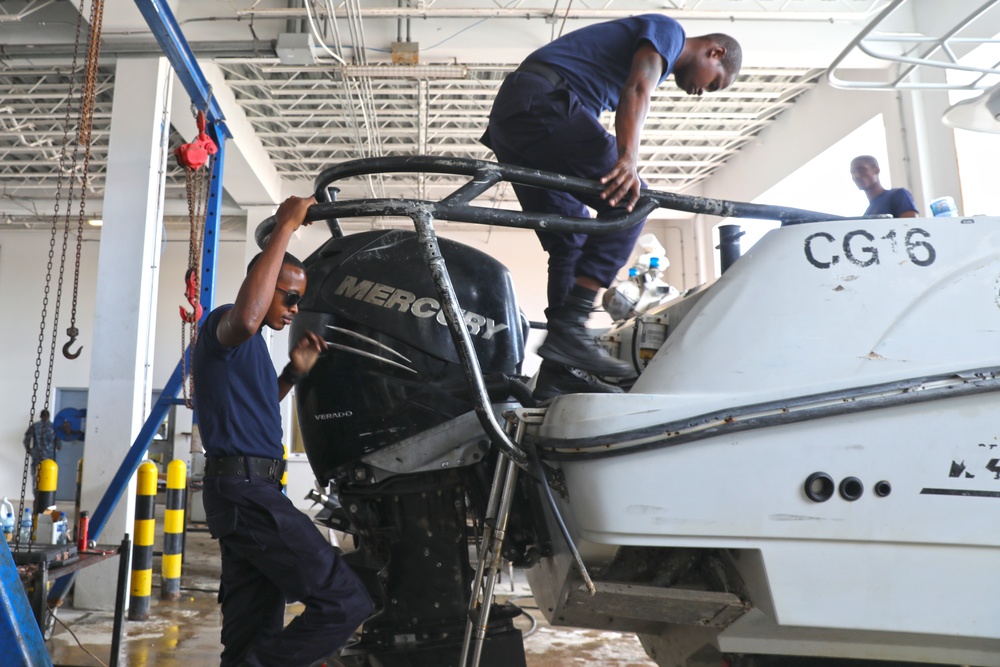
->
xmin=36 ymin=512 xmax=57 ymax=545
xmin=0 ymin=497 xmax=12 ymax=521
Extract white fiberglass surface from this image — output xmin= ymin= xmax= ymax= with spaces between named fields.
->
xmin=546 ymin=394 xmax=1000 ymax=637
xmin=542 ymin=217 xmax=1000 ymax=442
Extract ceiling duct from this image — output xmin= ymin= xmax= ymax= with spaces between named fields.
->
xmin=276 ymin=32 xmax=319 ymax=66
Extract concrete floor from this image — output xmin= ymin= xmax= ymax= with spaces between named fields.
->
xmin=42 ymin=515 xmax=657 ymax=667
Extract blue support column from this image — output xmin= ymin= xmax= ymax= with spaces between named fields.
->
xmin=0 ymin=534 xmax=52 ymax=667
xmin=201 ymin=126 xmax=225 ymax=305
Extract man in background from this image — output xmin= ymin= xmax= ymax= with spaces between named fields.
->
xmin=851 ymin=155 xmax=918 ymax=218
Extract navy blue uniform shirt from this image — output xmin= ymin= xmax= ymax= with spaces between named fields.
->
xmin=525 ymin=14 xmax=685 ymax=117
xmin=864 ymin=188 xmax=919 ymax=217
xmin=192 ymin=304 xmax=284 ymax=460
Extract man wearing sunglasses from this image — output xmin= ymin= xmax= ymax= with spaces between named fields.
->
xmin=193 ymin=195 xmax=373 ymax=667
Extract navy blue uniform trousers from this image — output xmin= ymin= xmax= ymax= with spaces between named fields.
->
xmin=203 ymin=474 xmax=373 ymax=667
xmin=482 ymin=70 xmax=647 ymax=309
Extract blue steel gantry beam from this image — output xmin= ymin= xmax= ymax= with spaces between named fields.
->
xmin=0 ymin=534 xmax=52 ymax=667
xmin=133 ymin=0 xmax=232 ymax=138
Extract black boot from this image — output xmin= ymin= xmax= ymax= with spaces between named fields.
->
xmin=533 ymin=360 xmax=625 ymax=402
xmin=538 ymin=289 xmax=632 ymax=376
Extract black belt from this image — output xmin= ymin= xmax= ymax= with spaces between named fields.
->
xmin=204 ymin=456 xmax=285 ymax=481
xmin=516 ymin=61 xmax=566 ymax=89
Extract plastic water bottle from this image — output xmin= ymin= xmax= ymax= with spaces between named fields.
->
xmin=603 ymin=268 xmax=641 ymax=321
xmin=0 ymin=497 xmax=13 ymax=537
xmin=645 ymin=256 xmax=663 ymax=282
xmin=19 ymin=507 xmax=33 ymax=542
xmin=2 ymin=512 xmax=14 ymax=542
xmin=622 ymin=267 xmax=641 ymax=298
xmin=55 ymin=512 xmax=68 ymax=545
xmin=929 ymin=196 xmax=958 ymax=217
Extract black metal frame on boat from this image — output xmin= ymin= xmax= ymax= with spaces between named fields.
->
xmin=255 ymin=155 xmax=844 ymax=467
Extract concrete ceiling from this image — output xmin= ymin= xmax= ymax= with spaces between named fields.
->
xmin=0 ymin=0 xmax=984 ymax=228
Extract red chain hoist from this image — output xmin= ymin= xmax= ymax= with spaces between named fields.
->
xmin=176 ymin=110 xmax=218 ymax=407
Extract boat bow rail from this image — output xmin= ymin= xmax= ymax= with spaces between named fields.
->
xmin=256 ymin=155 xmax=843 ymax=248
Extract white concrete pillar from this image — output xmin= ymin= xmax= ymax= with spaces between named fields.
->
xmin=889 ymin=1 xmax=965 ymax=213
xmin=76 ymin=57 xmax=173 ymax=609
xmin=893 ymin=82 xmax=962 ymax=214
xmin=243 ymin=206 xmax=275 ymax=269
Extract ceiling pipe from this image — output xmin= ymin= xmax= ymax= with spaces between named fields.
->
xmin=234 ymin=7 xmax=888 ymax=22
xmin=397 ymin=0 xmax=403 ymax=43
xmin=0 ymin=40 xmax=278 ymax=60
xmin=287 ymin=0 xmax=303 ymax=35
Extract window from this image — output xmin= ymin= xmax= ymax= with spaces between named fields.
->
xmin=948 ymin=41 xmax=1000 ymax=217
xmin=714 ymin=115 xmax=890 ymax=264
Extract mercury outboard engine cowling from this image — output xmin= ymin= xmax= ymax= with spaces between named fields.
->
xmin=290 ymin=229 xmax=526 ymax=483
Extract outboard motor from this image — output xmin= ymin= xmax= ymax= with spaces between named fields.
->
xmin=292 ymin=229 xmax=524 ymax=482
xmin=290 ymin=228 xmax=530 ymax=667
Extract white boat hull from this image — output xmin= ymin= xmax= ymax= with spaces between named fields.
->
xmin=524 ymin=217 xmax=1000 ymax=663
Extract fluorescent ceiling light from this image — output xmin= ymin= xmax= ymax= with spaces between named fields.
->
xmin=88 ymin=219 xmax=103 ymax=227
xmin=341 ymin=64 xmax=469 ymax=79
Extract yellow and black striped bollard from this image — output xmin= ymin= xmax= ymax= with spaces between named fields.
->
xmin=161 ymin=459 xmax=186 ymax=600
xmin=129 ymin=461 xmax=157 ymax=621
xmin=281 ymin=445 xmax=288 ymax=494
xmin=33 ymin=459 xmax=58 ymax=540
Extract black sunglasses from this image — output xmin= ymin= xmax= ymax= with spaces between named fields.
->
xmin=275 ymin=286 xmax=302 ymax=308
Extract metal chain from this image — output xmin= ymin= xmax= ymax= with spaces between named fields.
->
xmin=181 ymin=169 xmax=197 ymax=408
xmin=181 ymin=155 xmax=210 ymax=409
xmin=18 ymin=0 xmax=90 ymax=549
xmin=181 ymin=319 xmax=190 ymax=408
xmin=66 ymin=0 xmax=105 ymax=352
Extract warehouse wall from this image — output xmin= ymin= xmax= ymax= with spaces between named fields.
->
xmin=0 ymin=229 xmax=242 ymax=505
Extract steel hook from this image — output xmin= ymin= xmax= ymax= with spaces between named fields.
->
xmin=180 ymin=268 xmax=203 ymax=323
xmin=62 ymin=327 xmax=82 ymax=360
